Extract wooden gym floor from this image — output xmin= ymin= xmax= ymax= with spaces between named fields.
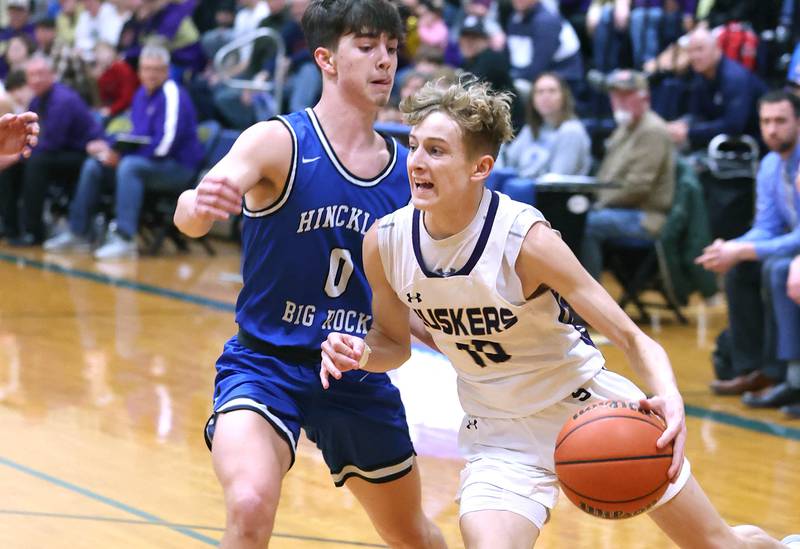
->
xmin=0 ymin=240 xmax=797 ymax=548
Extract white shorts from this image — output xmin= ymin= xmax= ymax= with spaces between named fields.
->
xmin=456 ymin=369 xmax=692 ymax=528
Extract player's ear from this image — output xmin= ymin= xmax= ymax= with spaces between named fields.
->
xmin=314 ymin=46 xmax=336 ymax=75
xmin=471 ymin=154 xmax=494 ymax=183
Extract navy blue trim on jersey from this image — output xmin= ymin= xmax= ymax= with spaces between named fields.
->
xmin=413 ymin=190 xmax=500 ymax=278
xmin=305 ymin=108 xmax=398 ymax=187
xmin=551 ymin=290 xmax=596 ymax=347
xmin=243 ymin=115 xmax=298 ymax=217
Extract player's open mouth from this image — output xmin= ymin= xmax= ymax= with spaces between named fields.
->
xmin=413 ymin=178 xmax=434 ymax=190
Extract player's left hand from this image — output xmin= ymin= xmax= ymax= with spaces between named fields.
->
xmin=638 ymin=393 xmax=686 ymax=483
xmin=0 ymin=112 xmax=39 ymax=158
xmin=319 ymin=333 xmax=367 ymax=390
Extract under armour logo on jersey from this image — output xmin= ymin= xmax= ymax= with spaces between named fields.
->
xmin=572 ymin=388 xmax=591 ymax=402
xmin=466 ymin=419 xmax=478 ymax=430
xmin=301 ymin=155 xmax=321 ymax=164
xmin=406 ymin=292 xmax=422 ymax=303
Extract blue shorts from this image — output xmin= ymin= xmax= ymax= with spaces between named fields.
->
xmin=205 ymin=335 xmax=415 ymax=487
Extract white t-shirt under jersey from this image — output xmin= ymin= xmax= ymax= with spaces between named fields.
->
xmin=377 ymin=189 xmax=604 ymax=419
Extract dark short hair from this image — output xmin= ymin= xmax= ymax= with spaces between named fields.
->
xmin=301 ymin=0 xmax=404 ymax=53
xmin=4 ymin=69 xmax=27 ymax=92
xmin=758 ymin=89 xmax=800 ymax=118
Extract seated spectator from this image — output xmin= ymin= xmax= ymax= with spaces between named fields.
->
xmin=586 ymin=0 xmax=628 ymax=73
xmin=453 ymin=0 xmax=506 ymax=52
xmin=119 ymin=0 xmax=206 ymax=78
xmin=782 ymin=255 xmax=800 ymax=418
xmin=580 ymin=69 xmax=674 ymax=280
xmin=43 ymin=44 xmax=203 ymax=259
xmin=495 ymin=72 xmax=591 ymax=204
xmin=0 ymin=0 xmax=36 ymax=78
xmin=3 ymin=69 xmax=33 ymax=112
xmin=1 ymin=0 xmax=35 ymax=45
xmin=198 ymin=0 xmax=236 ymax=58
xmin=0 ymin=34 xmax=35 ymax=80
xmin=208 ymin=0 xmax=286 ymax=128
xmin=506 ymin=0 xmax=583 ymax=102
xmin=763 ymin=253 xmax=800 ymax=418
xmin=696 ymin=90 xmax=800 ymax=399
xmin=629 ymin=0 xmax=694 ymax=69
xmin=55 ymin=0 xmax=81 ymax=47
xmin=73 ymin=0 xmax=127 ymax=61
xmin=0 ymin=55 xmax=103 ymax=245
xmin=92 ymin=41 xmax=138 ymax=118
xmin=276 ymin=0 xmax=319 ymax=112
xmin=416 ymin=0 xmax=448 ymax=52
xmin=200 ymin=0 xmax=267 ymax=59
xmin=665 ymin=27 xmax=766 ymax=149
xmin=32 ymin=16 xmax=58 ymax=57
xmin=457 ymin=15 xmax=521 ymax=127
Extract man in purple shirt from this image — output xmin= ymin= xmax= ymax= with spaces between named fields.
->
xmin=696 ymin=90 xmax=800 ymax=400
xmin=43 ymin=44 xmax=203 ymax=260
xmin=0 ymin=55 xmax=103 ymax=246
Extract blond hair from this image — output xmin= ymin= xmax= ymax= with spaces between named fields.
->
xmin=400 ymin=75 xmax=514 ymax=158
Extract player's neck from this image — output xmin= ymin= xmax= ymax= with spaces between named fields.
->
xmin=313 ymin=92 xmax=380 ymax=149
xmin=423 ymin=188 xmax=484 ymax=240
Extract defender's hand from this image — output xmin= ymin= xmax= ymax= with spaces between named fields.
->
xmin=193 ymin=175 xmax=243 ymax=221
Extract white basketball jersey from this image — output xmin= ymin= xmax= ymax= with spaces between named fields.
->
xmin=377 ymin=189 xmax=604 ymax=418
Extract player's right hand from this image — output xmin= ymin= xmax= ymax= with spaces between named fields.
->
xmin=193 ymin=175 xmax=243 ymax=221
xmin=320 ymin=333 xmax=367 ymax=390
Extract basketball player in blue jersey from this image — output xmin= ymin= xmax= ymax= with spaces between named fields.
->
xmin=320 ymin=78 xmax=799 ymax=549
xmin=173 ymin=0 xmax=446 ymax=547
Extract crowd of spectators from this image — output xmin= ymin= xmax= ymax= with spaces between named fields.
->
xmin=0 ymin=0 xmax=799 ymax=415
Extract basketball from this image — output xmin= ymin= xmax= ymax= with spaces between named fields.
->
xmin=554 ymin=400 xmax=673 ymax=520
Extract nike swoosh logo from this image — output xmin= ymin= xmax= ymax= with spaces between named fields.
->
xmin=302 ymin=155 xmax=321 ymax=164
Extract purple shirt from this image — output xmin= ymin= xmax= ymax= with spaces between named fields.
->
xmin=28 ymin=83 xmax=104 ymax=154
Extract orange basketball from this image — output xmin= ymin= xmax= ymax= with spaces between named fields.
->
xmin=554 ymin=400 xmax=673 ymax=520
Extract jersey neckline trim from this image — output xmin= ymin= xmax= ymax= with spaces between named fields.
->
xmin=412 ymin=190 xmax=500 ymax=278
xmin=243 ymin=115 xmax=297 ymax=217
xmin=305 ymin=107 xmax=397 ymax=187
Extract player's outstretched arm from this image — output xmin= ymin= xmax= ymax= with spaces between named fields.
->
xmin=0 ymin=112 xmax=39 ymax=157
xmin=320 ymin=224 xmax=412 ymax=389
xmin=174 ymin=120 xmax=293 ymax=237
xmin=517 ymin=222 xmax=686 ymax=481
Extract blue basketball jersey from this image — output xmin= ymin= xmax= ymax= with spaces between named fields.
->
xmin=235 ymin=108 xmax=411 ymax=352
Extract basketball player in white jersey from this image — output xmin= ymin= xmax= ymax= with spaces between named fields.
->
xmin=320 ymin=78 xmax=798 ymax=548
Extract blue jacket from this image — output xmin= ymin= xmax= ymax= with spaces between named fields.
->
xmin=128 ymin=79 xmax=204 ymax=171
xmin=687 ymin=56 xmax=767 ymax=147
xmin=735 ymin=144 xmax=800 ymax=258
xmin=505 ymin=3 xmax=583 ymax=83
xmin=28 ymin=83 xmax=104 ymax=154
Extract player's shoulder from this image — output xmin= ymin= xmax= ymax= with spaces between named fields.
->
xmin=376 ymin=201 xmax=415 ymax=231
xmin=495 ymin=191 xmax=545 ymax=224
xmin=238 ymin=119 xmax=293 ymax=145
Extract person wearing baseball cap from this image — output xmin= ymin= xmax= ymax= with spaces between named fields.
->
xmin=580 ymin=67 xmax=675 ymax=281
